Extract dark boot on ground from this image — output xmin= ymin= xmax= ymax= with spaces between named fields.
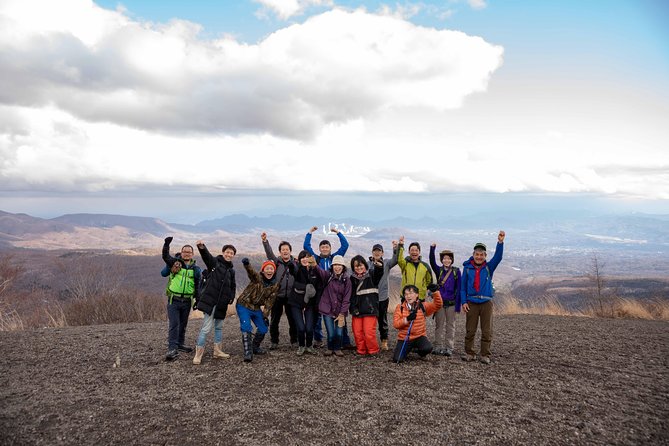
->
xmin=242 ymin=332 xmax=253 ymax=362
xmin=252 ymin=332 xmax=267 ymax=355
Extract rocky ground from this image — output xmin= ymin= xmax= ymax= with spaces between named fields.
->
xmin=0 ymin=314 xmax=667 ymax=445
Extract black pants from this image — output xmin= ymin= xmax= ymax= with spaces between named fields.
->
xmin=270 ymin=297 xmax=297 ymax=344
xmin=377 ymin=299 xmax=389 ymax=341
xmin=392 ymin=335 xmax=433 ymax=362
xmin=289 ymin=305 xmax=317 ymax=347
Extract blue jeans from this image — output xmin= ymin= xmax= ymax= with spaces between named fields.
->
xmin=236 ymin=304 xmax=268 ymax=334
xmin=167 ymin=299 xmax=191 ymax=350
xmin=196 ymin=306 xmax=224 ymax=347
xmin=313 ymin=314 xmax=324 ymax=342
xmin=323 ymin=315 xmax=344 ymax=351
xmin=289 ymin=305 xmax=316 ymax=347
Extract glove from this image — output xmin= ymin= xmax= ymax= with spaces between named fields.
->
xmin=170 ymin=262 xmax=182 ymax=274
xmin=427 ymin=283 xmax=439 ymax=293
xmin=164 ymin=236 xmax=173 ymax=244
xmin=287 ymin=262 xmax=296 ymax=274
xmin=241 ymin=257 xmax=250 ymax=266
xmin=406 ymin=308 xmax=418 ymax=321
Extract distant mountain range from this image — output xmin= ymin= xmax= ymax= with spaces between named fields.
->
xmin=1 ymin=209 xmax=668 ymax=258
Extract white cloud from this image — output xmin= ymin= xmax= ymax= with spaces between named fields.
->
xmin=0 ymin=1 xmax=503 ymax=140
xmin=467 ymin=0 xmax=487 ymax=10
xmin=253 ymin=0 xmax=334 ymax=20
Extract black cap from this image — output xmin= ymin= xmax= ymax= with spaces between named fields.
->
xmin=372 ymin=244 xmax=383 ymax=252
xmin=473 ymin=242 xmax=487 ymax=252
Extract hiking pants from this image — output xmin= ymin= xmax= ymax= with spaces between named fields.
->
xmin=377 ymin=299 xmax=389 ymax=341
xmin=167 ymin=299 xmax=191 ymax=350
xmin=464 ymin=300 xmax=493 ymax=357
xmin=392 ymin=335 xmax=432 ymax=362
xmin=270 ymin=297 xmax=297 ymax=345
xmin=236 ymin=304 xmax=268 ymax=335
xmin=352 ymin=315 xmax=379 ymax=355
xmin=434 ymin=305 xmax=456 ymax=350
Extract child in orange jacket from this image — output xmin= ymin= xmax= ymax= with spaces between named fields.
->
xmin=392 ymin=284 xmax=442 ymax=362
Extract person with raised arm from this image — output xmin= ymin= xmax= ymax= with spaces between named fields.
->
xmin=261 ymin=232 xmax=298 ymax=349
xmin=396 ymin=235 xmax=434 ymax=301
xmin=460 ymin=231 xmax=506 ymax=365
xmin=303 ymin=225 xmax=350 ymax=349
xmin=192 ymin=240 xmax=236 ymax=365
xmin=429 ymin=243 xmax=462 ymax=357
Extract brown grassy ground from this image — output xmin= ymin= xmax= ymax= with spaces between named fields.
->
xmin=0 ymin=314 xmax=667 ymax=445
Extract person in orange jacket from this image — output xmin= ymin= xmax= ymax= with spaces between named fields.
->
xmin=392 ymin=283 xmax=442 ymax=362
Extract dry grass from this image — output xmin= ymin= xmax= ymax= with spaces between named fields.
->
xmin=496 ymin=294 xmax=581 ymax=317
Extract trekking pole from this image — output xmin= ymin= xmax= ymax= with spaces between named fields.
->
xmin=396 ymin=319 xmax=414 ymax=364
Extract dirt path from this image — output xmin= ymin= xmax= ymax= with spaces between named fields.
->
xmin=1 ymin=314 xmax=667 ymax=445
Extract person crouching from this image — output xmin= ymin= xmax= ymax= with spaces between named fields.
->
xmin=236 ymin=258 xmax=280 ymax=362
xmin=392 ymin=284 xmax=442 ymax=362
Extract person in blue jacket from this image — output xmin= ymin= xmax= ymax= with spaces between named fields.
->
xmin=460 ymin=230 xmax=505 ymax=365
xmin=303 ymin=225 xmax=350 ymax=348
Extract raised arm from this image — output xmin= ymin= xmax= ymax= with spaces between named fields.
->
xmin=428 ymin=244 xmax=439 ymax=274
xmin=386 ymin=240 xmax=399 ymax=270
xmin=261 ymin=232 xmax=278 ymax=262
xmin=396 ymin=237 xmax=406 ymax=271
xmin=242 ymin=259 xmax=262 ymax=284
xmin=332 ymin=229 xmax=349 ymax=256
xmin=162 ymin=236 xmax=178 ymax=266
xmin=196 ymin=241 xmax=216 ymax=270
xmin=303 ymin=227 xmax=318 ymax=257
xmin=488 ymin=231 xmax=506 ymax=272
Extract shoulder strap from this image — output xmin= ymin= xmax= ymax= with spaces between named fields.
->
xmin=438 ymin=267 xmax=454 ymax=287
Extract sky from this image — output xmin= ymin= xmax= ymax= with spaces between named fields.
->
xmin=0 ymin=0 xmax=667 ymax=223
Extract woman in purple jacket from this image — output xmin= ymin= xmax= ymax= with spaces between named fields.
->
xmin=429 ymin=244 xmax=462 ymax=357
xmin=316 ymin=255 xmax=352 ymax=357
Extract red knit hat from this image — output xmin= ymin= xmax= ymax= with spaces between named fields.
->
xmin=261 ymin=260 xmax=276 ymax=274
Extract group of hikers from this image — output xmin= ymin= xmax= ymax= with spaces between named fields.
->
xmin=161 ymin=226 xmax=505 ymax=365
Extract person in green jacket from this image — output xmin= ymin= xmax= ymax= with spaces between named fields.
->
xmin=397 ymin=235 xmax=434 ymax=301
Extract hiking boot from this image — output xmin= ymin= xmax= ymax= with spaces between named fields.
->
xmin=323 ymin=349 xmax=333 ymax=356
xmin=252 ymin=332 xmax=267 ymax=355
xmin=305 ymin=346 xmax=317 ymax=355
xmin=432 ymin=347 xmax=444 ymax=355
xmin=192 ymin=346 xmax=204 ymax=365
xmin=461 ymin=353 xmax=476 ymax=362
xmin=269 ymin=342 xmax=279 ymax=350
xmin=380 ymin=340 xmax=389 ymax=351
xmin=312 ymin=340 xmax=323 ymax=349
xmin=177 ymin=345 xmax=193 ymax=353
xmin=480 ymin=356 xmax=491 ymax=365
xmin=296 ymin=346 xmax=305 ymax=356
xmin=165 ymin=349 xmax=178 ymax=361
xmin=334 ymin=350 xmax=344 ymax=357
xmin=213 ymin=343 xmax=231 ymax=359
xmin=444 ymin=348 xmax=453 ymax=357
xmin=242 ymin=332 xmax=253 ymax=362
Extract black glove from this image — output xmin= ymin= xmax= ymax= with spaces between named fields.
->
xmin=164 ymin=236 xmax=173 ymax=244
xmin=427 ymin=283 xmax=439 ymax=293
xmin=287 ymin=262 xmax=296 ymax=274
xmin=406 ymin=309 xmax=417 ymax=321
xmin=241 ymin=257 xmax=250 ymax=266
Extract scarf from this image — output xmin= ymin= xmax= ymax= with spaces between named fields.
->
xmin=469 ymin=260 xmax=487 ymax=293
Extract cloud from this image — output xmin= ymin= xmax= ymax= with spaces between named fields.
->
xmin=254 ymin=0 xmax=333 ymax=20
xmin=467 ymin=0 xmax=487 ymax=10
xmin=0 ymin=1 xmax=503 ymax=140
